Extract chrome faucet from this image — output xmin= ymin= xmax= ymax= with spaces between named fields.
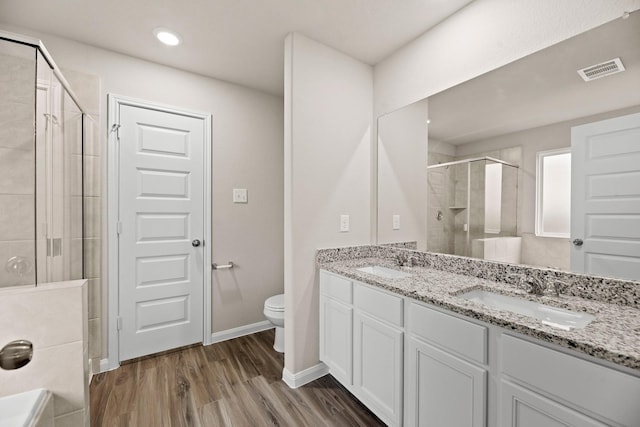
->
xmin=0 ymin=340 xmax=33 ymax=370
xmin=551 ymin=280 xmax=568 ymax=297
xmin=524 ymin=276 xmax=547 ymax=296
xmin=507 ymin=273 xmax=546 ymax=296
xmin=395 ymin=253 xmax=418 ymax=267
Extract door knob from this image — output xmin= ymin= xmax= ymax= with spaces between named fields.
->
xmin=192 ymin=239 xmax=201 ymax=247
xmin=572 ymin=239 xmax=584 ymax=246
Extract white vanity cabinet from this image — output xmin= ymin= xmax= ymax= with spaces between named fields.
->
xmin=319 ymin=270 xmax=353 ymax=385
xmin=500 ymin=334 xmax=640 ymax=427
xmin=319 ymin=270 xmax=404 ymax=426
xmin=319 ymin=269 xmax=640 ymax=427
xmin=353 ymin=283 xmax=404 ymax=427
xmin=500 ymin=381 xmax=607 ymax=427
xmin=405 ymin=301 xmax=487 ymax=427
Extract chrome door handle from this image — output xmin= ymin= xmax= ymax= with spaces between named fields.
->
xmin=192 ymin=239 xmax=201 ymax=247
xmin=572 ymin=239 xmax=584 ymax=246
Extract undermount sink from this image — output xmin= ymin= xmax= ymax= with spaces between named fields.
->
xmin=459 ymin=289 xmax=595 ymax=331
xmin=356 ymin=265 xmax=411 ymax=279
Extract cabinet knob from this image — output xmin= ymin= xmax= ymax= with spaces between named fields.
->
xmin=572 ymin=239 xmax=584 ymax=247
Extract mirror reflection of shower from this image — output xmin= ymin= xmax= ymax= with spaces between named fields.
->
xmin=427 ymin=157 xmax=519 ymax=262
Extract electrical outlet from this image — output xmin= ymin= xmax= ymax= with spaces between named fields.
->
xmin=340 ymin=214 xmax=350 ymax=232
xmin=392 ymin=214 xmax=400 ymax=230
xmin=233 ymin=189 xmax=248 ymax=203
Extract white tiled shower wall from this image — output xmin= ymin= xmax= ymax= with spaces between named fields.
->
xmin=0 ymin=280 xmax=89 ymax=426
xmin=0 ymin=48 xmax=36 ymax=287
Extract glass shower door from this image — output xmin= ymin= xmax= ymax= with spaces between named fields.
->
xmin=0 ymin=35 xmax=84 ymax=288
xmin=35 ymin=49 xmax=84 ymax=284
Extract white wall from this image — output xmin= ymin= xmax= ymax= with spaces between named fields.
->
xmin=4 ymin=27 xmax=284 ymax=364
xmin=374 ymin=0 xmax=640 ymax=117
xmin=377 ymin=98 xmax=428 ymax=249
xmin=284 ymin=33 xmax=373 ymax=374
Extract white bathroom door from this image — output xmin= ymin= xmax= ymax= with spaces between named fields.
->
xmin=117 ymin=103 xmax=206 ymax=361
xmin=571 ymin=112 xmax=640 ymax=281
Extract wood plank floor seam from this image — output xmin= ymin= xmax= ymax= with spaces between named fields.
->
xmin=90 ymin=330 xmax=385 ymax=426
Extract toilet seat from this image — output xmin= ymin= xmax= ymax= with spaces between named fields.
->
xmin=264 ymin=294 xmax=284 ymax=312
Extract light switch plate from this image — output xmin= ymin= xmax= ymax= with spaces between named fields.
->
xmin=233 ymin=188 xmax=248 ymax=203
xmin=340 ymin=214 xmax=350 ymax=232
xmin=392 ymin=214 xmax=400 ymax=230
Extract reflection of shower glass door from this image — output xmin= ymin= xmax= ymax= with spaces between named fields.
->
xmin=468 ymin=160 xmax=486 ymax=254
xmin=452 ymin=162 xmax=470 ymax=257
xmin=427 ymin=167 xmax=452 ymax=254
xmin=427 ymin=157 xmax=519 ymax=259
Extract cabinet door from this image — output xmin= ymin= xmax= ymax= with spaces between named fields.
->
xmin=500 ymin=381 xmax=607 ymax=427
xmin=354 ymin=311 xmax=403 ymax=427
xmin=319 ymin=296 xmax=353 ymax=385
xmin=406 ymin=337 xmax=486 ymax=427
xmin=501 ymin=334 xmax=640 ymax=426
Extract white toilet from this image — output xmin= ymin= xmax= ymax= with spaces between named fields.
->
xmin=263 ymin=294 xmax=285 ymax=353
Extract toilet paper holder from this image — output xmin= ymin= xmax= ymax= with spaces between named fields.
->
xmin=212 ymin=261 xmax=234 ymax=270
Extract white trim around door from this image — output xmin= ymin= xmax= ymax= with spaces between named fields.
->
xmin=106 ymin=94 xmax=212 ymax=370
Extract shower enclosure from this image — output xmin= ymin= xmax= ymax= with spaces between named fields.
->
xmin=0 ymin=31 xmax=85 ymax=287
xmin=427 ymin=157 xmax=519 ymax=260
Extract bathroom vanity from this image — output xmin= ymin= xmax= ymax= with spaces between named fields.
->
xmin=317 ymin=246 xmax=640 ymax=427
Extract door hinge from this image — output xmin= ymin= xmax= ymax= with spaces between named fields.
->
xmin=117 ymin=317 xmax=123 ymax=331
xmin=110 ymin=123 xmax=121 ymax=140
xmin=116 ymin=221 xmax=122 ymax=235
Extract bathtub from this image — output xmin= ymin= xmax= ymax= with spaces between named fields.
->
xmin=0 ymin=389 xmax=53 ymax=427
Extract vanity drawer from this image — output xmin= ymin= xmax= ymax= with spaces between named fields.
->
xmin=501 ymin=334 xmax=640 ymax=427
xmin=354 ymin=283 xmax=403 ymax=327
xmin=319 ymin=270 xmax=352 ymax=303
xmin=408 ymin=302 xmax=487 ymax=364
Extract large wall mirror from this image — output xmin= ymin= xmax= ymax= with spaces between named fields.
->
xmin=377 ymin=14 xmax=640 ymax=281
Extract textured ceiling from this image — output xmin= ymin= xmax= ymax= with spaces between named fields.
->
xmin=0 ymin=0 xmax=474 ymax=95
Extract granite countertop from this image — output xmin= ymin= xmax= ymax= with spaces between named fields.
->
xmin=319 ymin=257 xmax=640 ymax=371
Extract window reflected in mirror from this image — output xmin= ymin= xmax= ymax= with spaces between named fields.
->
xmin=536 ymin=149 xmax=571 ymax=238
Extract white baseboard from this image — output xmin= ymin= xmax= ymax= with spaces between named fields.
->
xmin=282 ymin=363 xmax=329 ymax=389
xmin=210 ymin=320 xmax=273 ymax=344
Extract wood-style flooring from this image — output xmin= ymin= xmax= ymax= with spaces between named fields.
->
xmin=90 ymin=329 xmax=385 ymax=426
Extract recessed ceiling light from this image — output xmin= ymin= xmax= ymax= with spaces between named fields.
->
xmin=154 ymin=28 xmax=181 ymax=46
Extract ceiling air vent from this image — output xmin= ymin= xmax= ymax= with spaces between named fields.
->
xmin=577 ymin=58 xmax=625 ymax=82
